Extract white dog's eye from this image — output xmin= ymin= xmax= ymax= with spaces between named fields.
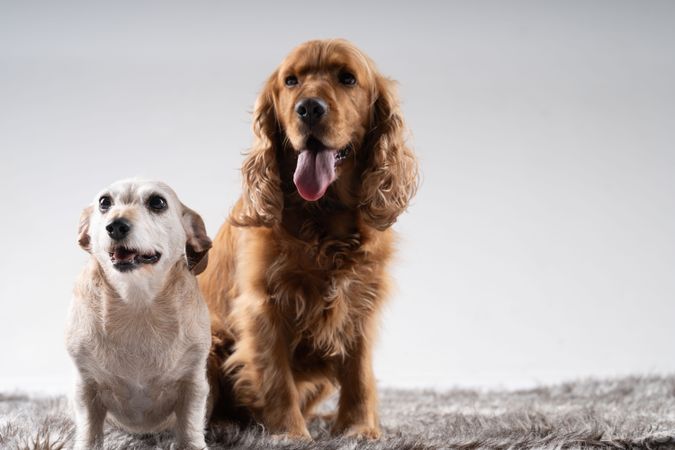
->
xmin=148 ymin=195 xmax=167 ymax=212
xmin=99 ymin=196 xmax=112 ymax=212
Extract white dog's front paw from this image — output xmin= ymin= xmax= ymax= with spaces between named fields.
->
xmin=175 ymin=436 xmax=208 ymax=450
xmin=73 ymin=436 xmax=103 ymax=450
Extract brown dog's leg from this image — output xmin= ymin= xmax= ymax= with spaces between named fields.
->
xmin=332 ymin=334 xmax=381 ymax=439
xmin=253 ymin=313 xmax=310 ymax=438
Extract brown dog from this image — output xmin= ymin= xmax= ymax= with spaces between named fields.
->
xmin=200 ymin=39 xmax=418 ymax=439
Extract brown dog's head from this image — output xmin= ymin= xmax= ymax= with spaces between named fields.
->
xmin=235 ymin=39 xmax=418 ymax=230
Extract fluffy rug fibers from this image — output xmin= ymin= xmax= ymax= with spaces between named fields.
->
xmin=1 ymin=375 xmax=673 ymax=449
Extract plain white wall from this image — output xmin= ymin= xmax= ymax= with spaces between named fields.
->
xmin=1 ymin=1 xmax=674 ymax=393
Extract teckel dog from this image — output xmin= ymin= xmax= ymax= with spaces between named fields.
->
xmin=200 ymin=39 xmax=419 ymax=438
xmin=66 ymin=179 xmax=212 ymax=449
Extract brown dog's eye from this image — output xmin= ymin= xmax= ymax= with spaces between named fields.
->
xmin=285 ymin=75 xmax=298 ymax=86
xmin=99 ymin=196 xmax=112 ymax=213
xmin=148 ymin=195 xmax=167 ymax=212
xmin=338 ymin=71 xmax=356 ymax=85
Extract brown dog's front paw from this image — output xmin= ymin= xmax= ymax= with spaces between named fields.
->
xmin=270 ymin=428 xmax=312 ymax=442
xmin=265 ymin=408 xmax=311 ymax=440
xmin=346 ymin=424 xmax=381 ymax=439
xmin=332 ymin=422 xmax=381 ymax=439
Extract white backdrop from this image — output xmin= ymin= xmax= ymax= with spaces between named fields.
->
xmin=1 ymin=1 xmax=674 ymax=393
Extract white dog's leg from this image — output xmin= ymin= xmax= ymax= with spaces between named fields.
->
xmin=174 ymin=375 xmax=209 ymax=450
xmin=73 ymin=379 xmax=106 ymax=450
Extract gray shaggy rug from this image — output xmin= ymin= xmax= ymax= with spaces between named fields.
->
xmin=1 ymin=375 xmax=674 ymax=449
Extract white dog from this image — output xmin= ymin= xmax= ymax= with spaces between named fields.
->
xmin=65 ymin=179 xmax=212 ymax=450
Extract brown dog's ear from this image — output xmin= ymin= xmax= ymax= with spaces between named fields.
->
xmin=181 ymin=205 xmax=212 ymax=275
xmin=231 ymin=71 xmax=283 ymax=227
xmin=78 ymin=206 xmax=93 ymax=252
xmin=359 ymin=75 xmax=419 ymax=230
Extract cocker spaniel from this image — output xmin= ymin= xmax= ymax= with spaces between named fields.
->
xmin=200 ymin=39 xmax=419 ymax=439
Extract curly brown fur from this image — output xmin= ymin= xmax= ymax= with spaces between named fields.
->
xmin=199 ymin=39 xmax=419 ymax=438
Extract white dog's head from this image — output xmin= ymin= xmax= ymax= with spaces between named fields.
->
xmin=77 ymin=179 xmax=211 ymax=281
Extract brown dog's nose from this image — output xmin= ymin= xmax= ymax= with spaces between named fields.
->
xmin=106 ymin=219 xmax=131 ymax=241
xmin=295 ymin=98 xmax=327 ymax=127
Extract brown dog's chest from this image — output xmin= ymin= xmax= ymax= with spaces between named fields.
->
xmin=269 ymin=262 xmax=372 ymax=358
xmin=266 ymin=214 xmax=381 ymax=357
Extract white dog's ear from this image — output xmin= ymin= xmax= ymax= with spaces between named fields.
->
xmin=181 ymin=205 xmax=212 ymax=275
xmin=78 ymin=206 xmax=93 ymax=253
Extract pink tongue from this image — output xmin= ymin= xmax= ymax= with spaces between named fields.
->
xmin=293 ymin=149 xmax=336 ymax=201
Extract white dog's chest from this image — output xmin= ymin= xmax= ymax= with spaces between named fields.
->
xmin=99 ymin=377 xmax=181 ymax=430
xmin=94 ymin=333 xmax=183 ymax=378
xmin=74 ymin=306 xmax=207 ymax=429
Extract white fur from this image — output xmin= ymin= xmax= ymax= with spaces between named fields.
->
xmin=65 ymin=179 xmax=212 ymax=450
xmin=88 ymin=179 xmax=188 ymax=304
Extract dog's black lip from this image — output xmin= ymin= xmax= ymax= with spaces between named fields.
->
xmin=108 ymin=247 xmax=162 ymax=272
xmin=137 ymin=252 xmax=162 ymax=264
xmin=112 ymin=261 xmax=139 ymax=272
xmin=335 ymin=144 xmax=352 ymax=163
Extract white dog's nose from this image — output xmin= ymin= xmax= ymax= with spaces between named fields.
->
xmin=106 ymin=219 xmax=131 ymax=241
